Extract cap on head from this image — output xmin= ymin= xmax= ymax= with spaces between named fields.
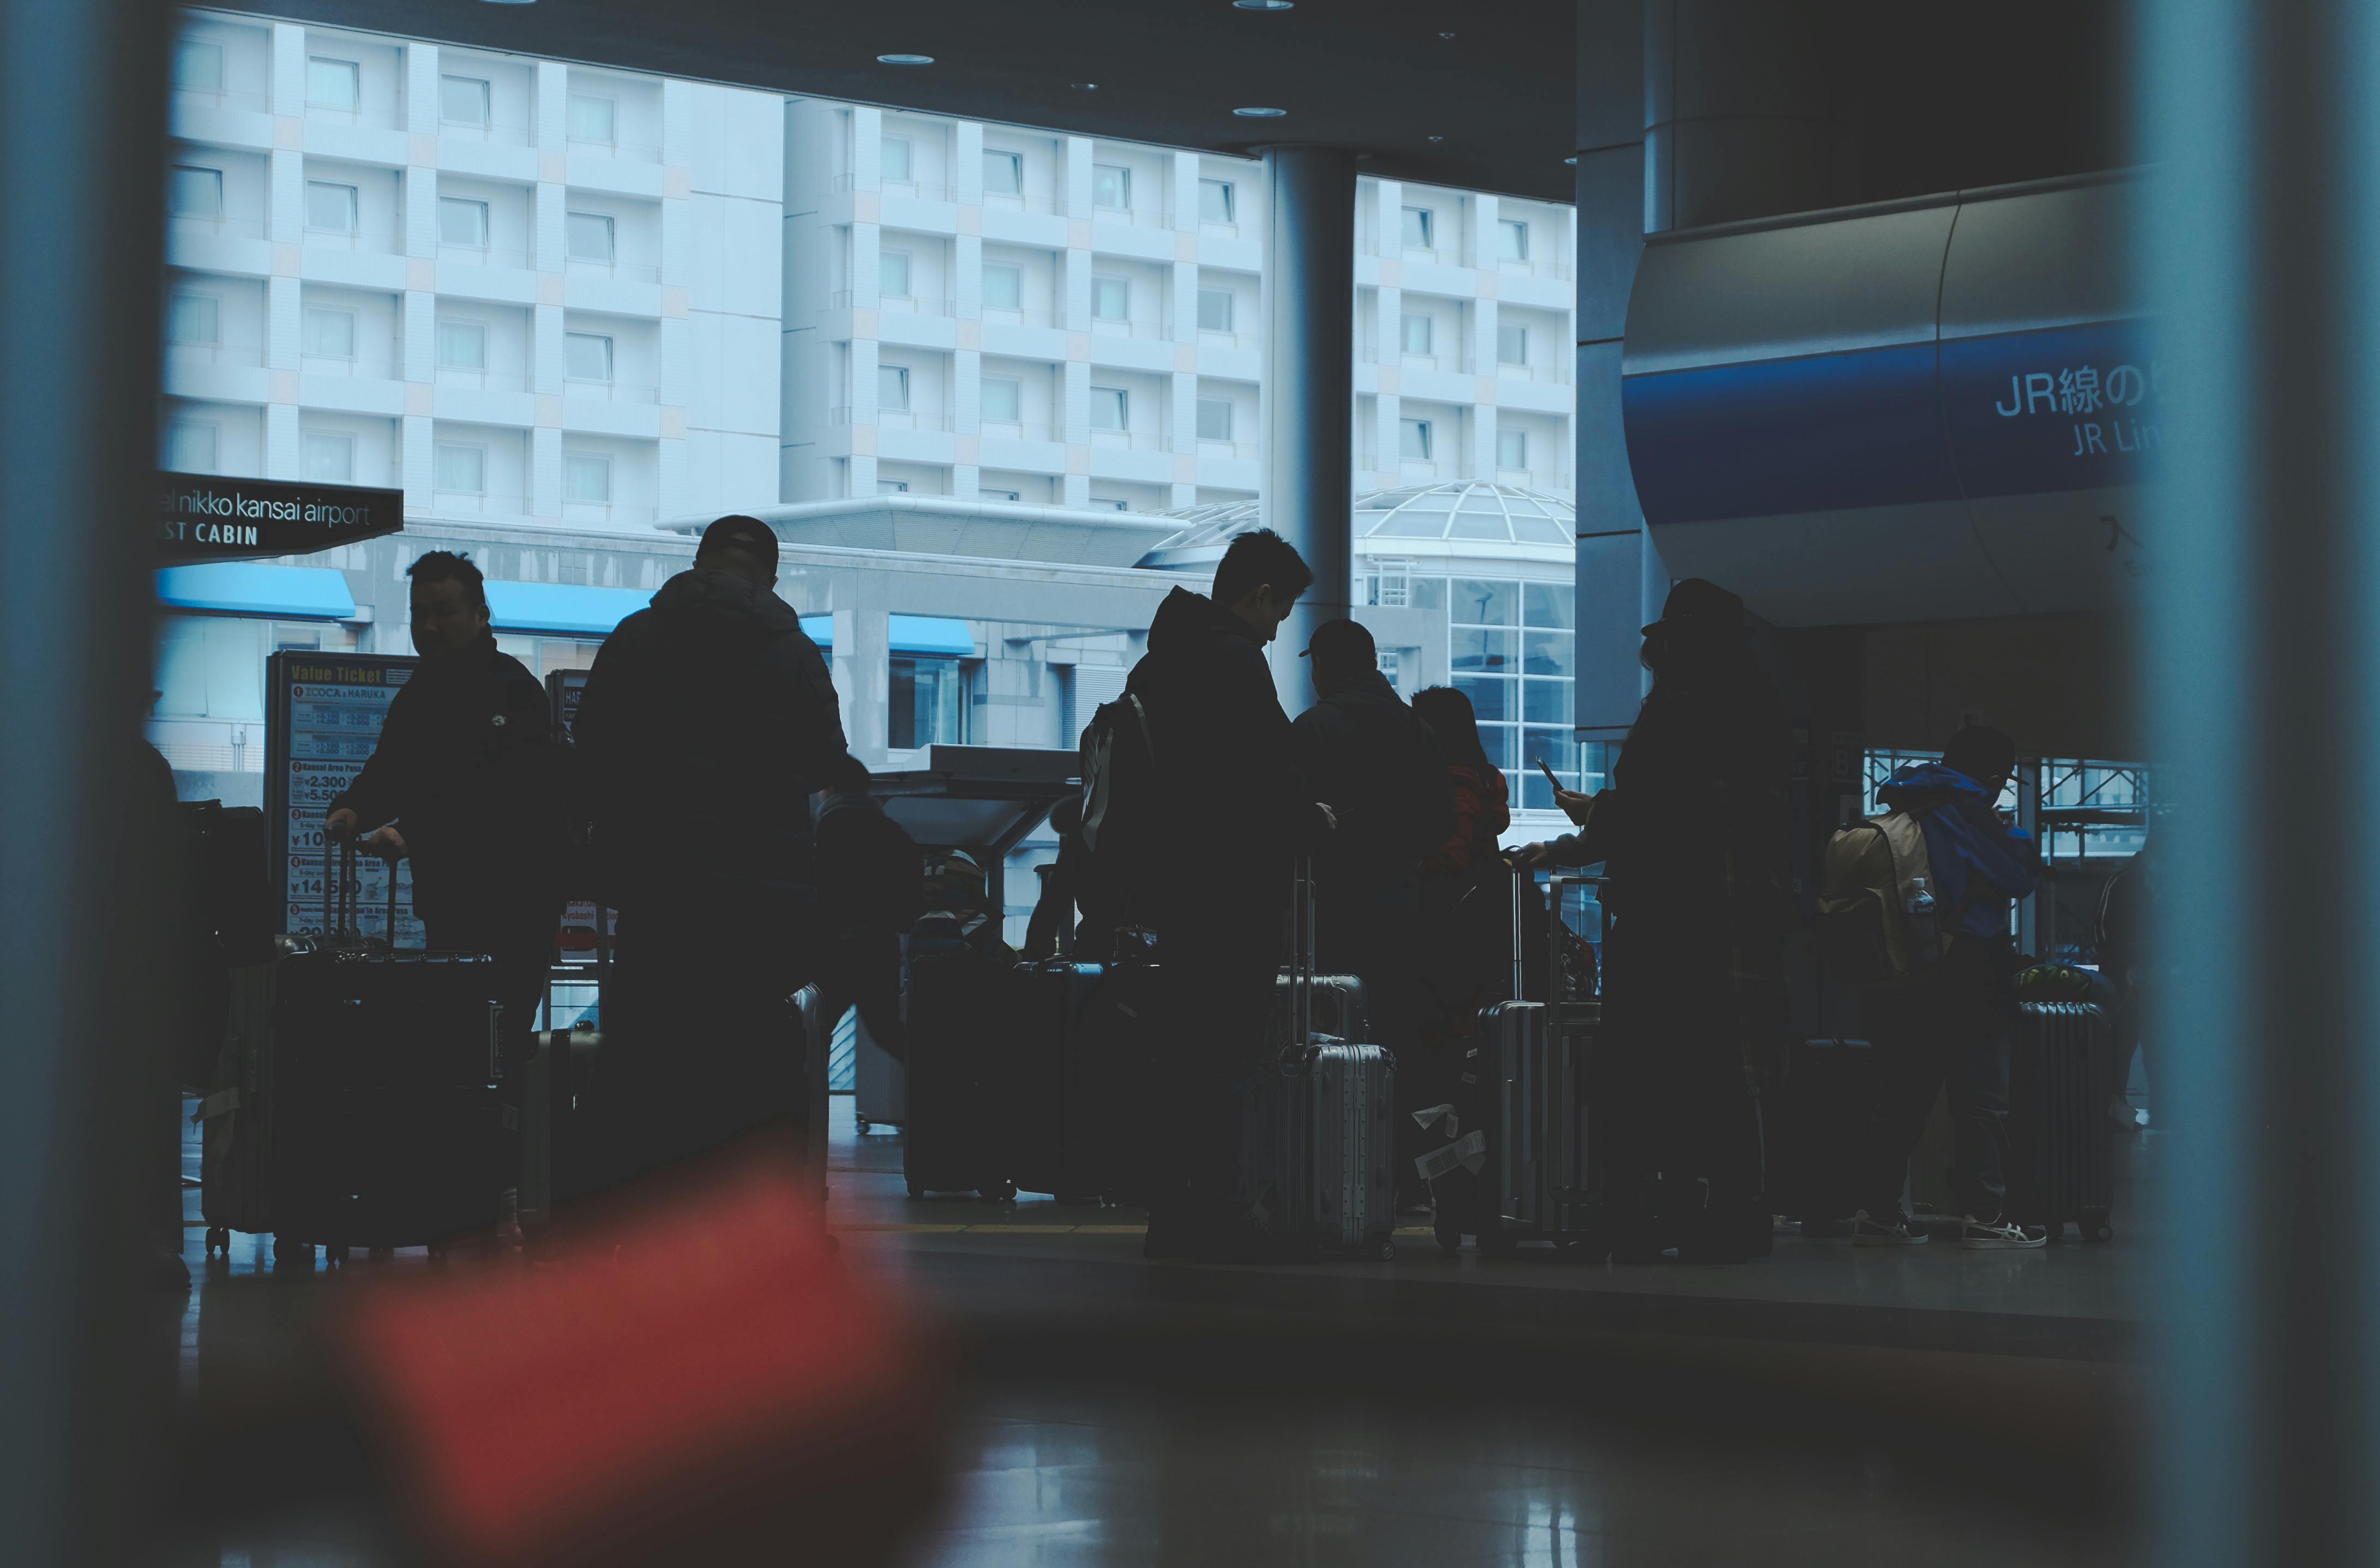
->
xmin=1300 ymin=617 xmax=1376 ymax=670
xmin=1943 ymin=725 xmax=2017 ymax=787
xmin=695 ymin=514 xmax=779 ymax=572
xmin=1640 ymin=577 xmax=1746 ymax=640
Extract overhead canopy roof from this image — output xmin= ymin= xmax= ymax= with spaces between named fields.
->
xmin=224 ymin=0 xmax=1580 ymax=201
xmin=674 ymin=497 xmax=1181 ymax=569
xmin=801 ymin=615 xmax=979 ymax=658
xmin=156 ymin=562 xmax=356 ymax=620
xmin=484 ymin=580 xmax=653 ymax=636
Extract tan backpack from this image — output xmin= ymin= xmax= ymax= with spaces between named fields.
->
xmin=1818 ymin=809 xmax=1951 ymax=985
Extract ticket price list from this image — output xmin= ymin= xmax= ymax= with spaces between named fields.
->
xmin=270 ymin=659 xmax=424 ymax=947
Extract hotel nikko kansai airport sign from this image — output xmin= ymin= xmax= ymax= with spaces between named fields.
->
xmin=158 ymin=472 xmax=403 ymax=563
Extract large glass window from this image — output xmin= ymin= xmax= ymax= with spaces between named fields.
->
xmin=982 ymin=264 xmax=1023 ymax=311
xmin=437 ymin=319 xmax=486 ymax=370
xmin=1401 ymin=206 xmax=1434 ymax=249
xmin=170 ymin=165 xmax=224 ymax=218
xmin=299 ymin=430 xmax=353 ymax=483
xmin=304 ymin=181 xmax=358 ymax=235
xmin=438 ymin=196 xmax=489 ymax=249
xmin=1198 ymin=289 xmax=1234 ymax=333
xmin=1092 ymin=164 xmax=1130 ymax=209
xmin=979 ymin=376 xmax=1021 ymax=423
xmin=1524 ymin=582 xmax=1575 ymax=629
xmin=306 ymin=56 xmax=358 ymax=111
xmin=1197 ymin=399 xmax=1232 ymax=442
xmin=1199 ymin=178 xmax=1234 ymax=224
xmin=566 ymin=211 xmax=615 ymax=263
xmin=1091 ymin=275 xmax=1128 ymax=321
xmin=1452 ymin=627 xmax=1514 ymax=673
xmin=1089 ymin=386 xmax=1127 ymax=431
xmin=439 ymin=75 xmax=490 ymax=128
xmin=565 ymin=331 xmax=613 ymax=383
xmin=890 ymin=657 xmax=969 ymax=749
xmin=881 ymin=136 xmax=913 ymax=183
xmin=567 ymin=93 xmax=616 ymax=147
xmin=983 ymin=149 xmax=1023 ymax=196
xmin=1453 ymin=578 xmax=1517 ymax=625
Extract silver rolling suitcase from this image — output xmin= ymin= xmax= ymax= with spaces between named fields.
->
xmin=1431 ymin=869 xmax=1601 ymax=1255
xmin=1245 ymin=860 xmax=1399 ymax=1261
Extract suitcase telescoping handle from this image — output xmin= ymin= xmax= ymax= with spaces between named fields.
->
xmin=1506 ymin=858 xmax=1533 ymax=1002
xmin=1543 ymin=874 xmax=1607 ymax=1002
xmin=1289 ymin=855 xmax=1317 ymax=1052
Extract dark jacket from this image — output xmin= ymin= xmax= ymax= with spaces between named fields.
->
xmin=1294 ymin=669 xmax=1452 ymax=904
xmin=1876 ymin=762 xmax=2039 ymax=941
xmin=1125 ymin=587 xmax=1322 ymax=921
xmin=573 ymin=567 xmax=848 ymax=910
xmin=329 ymin=633 xmax=568 ymax=926
xmin=1423 ymin=763 xmax=1511 ymax=876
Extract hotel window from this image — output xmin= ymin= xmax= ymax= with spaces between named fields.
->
xmin=565 ymin=332 xmax=613 ymax=384
xmin=301 ymin=307 xmax=356 ymax=359
xmin=563 ymin=453 xmax=611 ymax=504
xmin=983 ymin=150 xmax=1023 ymax=196
xmin=437 ymin=319 xmax=486 ymax=371
xmin=878 ymin=249 xmax=911 ymax=300
xmin=1091 ymin=275 xmax=1128 ymax=321
xmin=1196 ymin=399 xmax=1233 ymax=442
xmin=305 ymin=181 xmax=358 ymax=235
xmin=566 ymin=211 xmax=615 ymax=263
xmin=878 ymin=364 xmax=911 ymax=411
xmin=877 ymin=479 xmax=910 ymax=494
xmin=167 ymin=293 xmax=220 ymax=346
xmin=567 ymin=93 xmax=616 ymax=147
xmin=169 ymin=165 xmax=224 ymax=218
xmin=305 ymin=56 xmax=358 ymax=112
xmin=1399 ymin=418 xmax=1432 ymax=460
xmin=433 ymin=442 xmax=484 ymax=495
xmin=166 ymin=422 xmax=219 ymax=472
xmin=1498 ymin=322 xmax=1527 ymax=365
xmin=1498 ymin=218 xmax=1529 ymax=261
xmin=1093 ymin=163 xmax=1130 ymax=210
xmin=300 ymin=430 xmax=354 ymax=483
xmin=438 ymin=197 xmax=489 ymax=249
xmin=1199 ymin=178 xmax=1235 ymax=224
xmin=438 ymin=75 xmax=490 ymax=129
xmin=1497 ymin=427 xmax=1528 ymax=470
xmin=890 ymin=657 xmax=969 ymax=749
xmin=1401 ymin=206 xmax=1434 ymax=249
xmin=982 ymin=488 xmax=1021 ymax=502
xmin=174 ymin=40 xmax=224 ymax=93
xmin=1197 ymin=289 xmax=1234 ymax=333
xmin=881 ymin=136 xmax=913 ymax=184
xmin=979 ymin=376 xmax=1021 ymax=423
xmin=982 ymin=264 xmax=1023 ymax=311
xmin=1089 ymin=386 xmax=1127 ymax=431
xmin=1401 ymin=313 xmax=1433 ymax=355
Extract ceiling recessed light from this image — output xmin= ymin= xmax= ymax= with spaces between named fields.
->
xmin=476 ymin=1 xmax=537 ymax=5
xmin=1427 ymin=134 xmax=1445 ymax=142
xmin=1564 ymin=155 xmax=1579 ymax=165
xmin=1234 ymin=0 xmax=1295 ymax=9
xmin=1071 ymin=82 xmax=1098 ymax=90
xmin=876 ymin=53 xmax=934 ymax=65
xmin=1233 ymin=106 xmax=1288 ymax=117
xmin=1439 ymin=30 xmax=1456 ymax=38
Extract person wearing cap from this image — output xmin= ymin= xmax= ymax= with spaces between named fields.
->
xmin=1518 ymin=578 xmax=1793 ymax=1262
xmin=1292 ymin=617 xmax=1453 ymax=1206
xmin=573 ymin=514 xmax=850 ymax=1186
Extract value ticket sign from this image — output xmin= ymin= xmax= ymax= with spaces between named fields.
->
xmin=267 ymin=650 xmax=422 ymax=945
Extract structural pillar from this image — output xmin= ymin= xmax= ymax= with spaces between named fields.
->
xmin=1258 ymin=145 xmax=1357 ymax=712
xmin=2144 ymin=4 xmax=2380 ymax=1565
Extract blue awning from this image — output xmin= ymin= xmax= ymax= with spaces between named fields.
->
xmin=798 ymin=614 xmax=977 ymax=658
xmin=483 ymin=581 xmax=653 ymax=637
xmin=156 ymin=562 xmax=356 ymax=620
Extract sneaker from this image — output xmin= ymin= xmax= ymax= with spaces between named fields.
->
xmin=1851 ymin=1209 xmax=1927 ymax=1246
xmin=1961 ymin=1213 xmax=2048 ymax=1249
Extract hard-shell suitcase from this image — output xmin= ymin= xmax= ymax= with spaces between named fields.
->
xmin=266 ymin=840 xmax=507 ymax=1258
xmin=1243 ymin=861 xmax=1398 ymax=1261
xmin=1765 ymin=1034 xmax=1886 ymax=1231
xmin=1430 ymin=869 xmax=1600 ymax=1255
xmin=1008 ymin=957 xmax=1108 ymax=1203
xmin=854 ymin=1017 xmax=907 ymax=1132
xmin=793 ymin=984 xmax=833 ymax=1204
xmin=1075 ymin=938 xmax=1162 ymax=1210
xmin=197 ymin=958 xmax=282 ymax=1250
xmin=901 ymin=936 xmax=1017 ymax=1200
xmin=2008 ymin=1000 xmax=2117 ymax=1240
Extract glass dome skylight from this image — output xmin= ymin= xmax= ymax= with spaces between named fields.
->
xmin=1138 ymin=482 xmax=1574 ymax=567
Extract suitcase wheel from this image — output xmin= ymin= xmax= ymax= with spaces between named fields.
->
xmin=2085 ymin=1212 xmax=2114 ymax=1243
xmin=205 ymin=1227 xmax=230 ymax=1260
xmin=855 ymin=1115 xmax=872 ymax=1134
xmin=978 ymin=1181 xmax=1018 ymax=1204
xmin=1376 ymin=1239 xmax=1398 ymax=1262
xmin=1433 ymin=1217 xmax=1463 ymax=1257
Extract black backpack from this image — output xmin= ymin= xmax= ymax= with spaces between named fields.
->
xmin=1077 ymin=692 xmax=1159 ymax=926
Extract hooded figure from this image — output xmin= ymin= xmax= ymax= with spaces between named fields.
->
xmin=572 ymin=516 xmax=851 ymax=1187
xmin=1532 ymin=578 xmax=1793 ymax=1261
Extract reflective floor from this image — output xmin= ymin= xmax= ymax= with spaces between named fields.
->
xmin=174 ymin=1098 xmax=2145 ymax=1566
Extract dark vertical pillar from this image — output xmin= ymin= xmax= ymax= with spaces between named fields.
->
xmin=1259 ymin=145 xmax=1357 ymax=712
xmin=2143 ymin=4 xmax=2377 ymax=1566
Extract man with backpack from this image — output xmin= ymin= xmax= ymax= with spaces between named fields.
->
xmin=1838 ymin=725 xmax=2046 ymax=1249
xmin=1097 ymin=527 xmax=1334 ymax=1261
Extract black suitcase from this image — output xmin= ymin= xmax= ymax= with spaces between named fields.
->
xmin=269 ymin=841 xmax=506 ymax=1258
xmin=2006 ymin=1000 xmax=2117 ymax=1241
xmin=1075 ymin=939 xmax=1163 ymax=1210
xmin=1764 ymin=1034 xmax=1888 ymax=1232
xmin=902 ymin=933 xmax=1018 ymax=1200
xmin=1008 ymin=957 xmax=1108 ymax=1203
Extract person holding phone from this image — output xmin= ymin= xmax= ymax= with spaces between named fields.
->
xmin=1516 ymin=579 xmax=1793 ymax=1264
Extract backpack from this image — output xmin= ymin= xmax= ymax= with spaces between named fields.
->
xmin=1078 ymin=692 xmax=1159 ymax=923
xmin=1817 ymin=809 xmax=1955 ymax=985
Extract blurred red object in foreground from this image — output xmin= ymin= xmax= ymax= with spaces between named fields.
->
xmin=334 ymin=1158 xmax=944 ymax=1568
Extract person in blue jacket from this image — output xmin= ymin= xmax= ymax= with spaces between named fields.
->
xmin=1850 ymin=726 xmax=2048 ymax=1248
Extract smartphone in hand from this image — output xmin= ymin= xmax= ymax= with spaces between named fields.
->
xmin=1536 ymin=759 xmax=1564 ymax=795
